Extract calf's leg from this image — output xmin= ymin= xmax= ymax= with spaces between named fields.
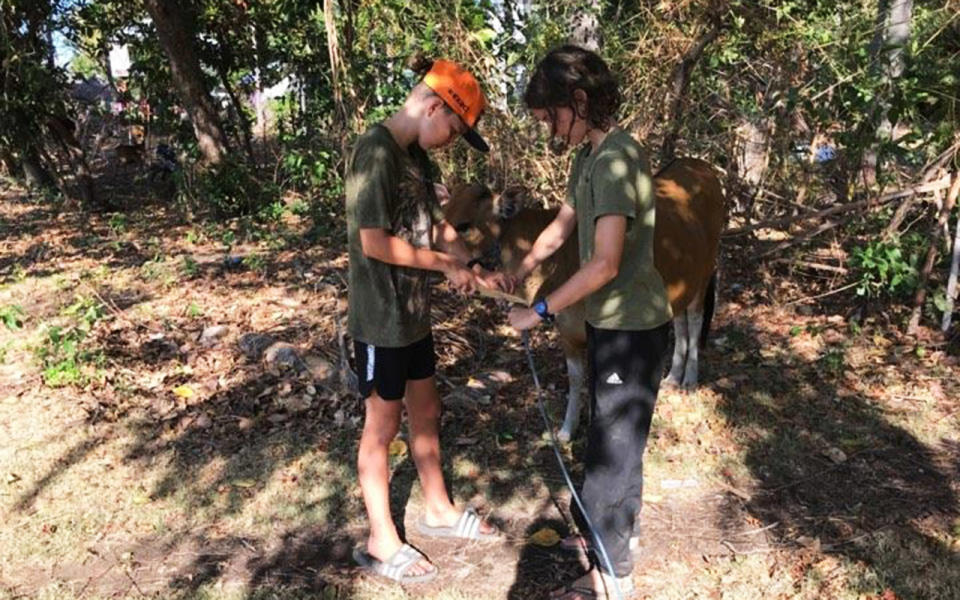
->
xmin=558 ymin=351 xmax=586 ymax=443
xmin=665 ymin=313 xmax=688 ymax=386
xmin=681 ymin=307 xmax=704 ymax=388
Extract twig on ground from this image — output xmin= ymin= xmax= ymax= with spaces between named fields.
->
xmin=753 ymin=217 xmax=850 ymax=259
xmin=784 ymin=281 xmax=860 ymax=306
xmin=77 ymin=562 xmax=116 ymax=597
xmin=713 ymin=478 xmax=753 ymax=501
xmin=774 ymin=258 xmax=848 ymax=274
xmin=719 ymin=540 xmax=781 ymax=555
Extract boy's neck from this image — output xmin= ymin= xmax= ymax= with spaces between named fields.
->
xmin=383 ymin=112 xmax=418 ymax=153
xmin=588 ymin=122 xmax=616 ymax=152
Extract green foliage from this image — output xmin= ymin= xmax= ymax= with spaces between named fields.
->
xmin=35 ymin=295 xmax=106 ymax=388
xmin=819 ymin=347 xmax=846 ymax=376
xmin=0 ymin=305 xmax=26 ymax=331
xmin=0 ymin=340 xmax=12 ymax=364
xmin=177 ymin=158 xmax=280 ymax=218
xmin=108 ymin=213 xmax=128 ymax=234
xmin=280 ymin=147 xmax=340 ymax=191
xmin=181 ymin=255 xmax=199 ymax=278
xmin=850 ymin=236 xmax=923 ymax=299
xmin=0 ymin=2 xmax=74 ymax=186
xmin=241 ymin=252 xmax=266 ymax=273
xmin=185 ymin=302 xmax=203 ymax=318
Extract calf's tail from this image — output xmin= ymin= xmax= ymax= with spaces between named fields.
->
xmin=700 ymin=270 xmax=717 ymax=348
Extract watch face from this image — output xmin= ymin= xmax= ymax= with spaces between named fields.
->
xmin=534 ymin=300 xmax=550 ymax=318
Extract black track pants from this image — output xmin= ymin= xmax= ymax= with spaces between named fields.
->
xmin=572 ymin=321 xmax=670 ymax=577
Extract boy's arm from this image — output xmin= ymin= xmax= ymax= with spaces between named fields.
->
xmin=359 ymin=227 xmax=478 ymax=293
xmin=433 ymin=219 xmax=515 ymax=292
xmin=508 ymin=214 xmax=625 ymax=330
xmin=432 ymin=219 xmax=474 ymax=265
xmin=515 ymin=202 xmax=577 ymax=279
xmin=542 ymin=214 xmax=625 ymax=313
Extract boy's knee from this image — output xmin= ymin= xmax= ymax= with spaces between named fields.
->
xmin=362 ymin=420 xmax=400 ymax=447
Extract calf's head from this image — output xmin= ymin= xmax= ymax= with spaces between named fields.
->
xmin=442 ymin=183 xmax=527 ymax=269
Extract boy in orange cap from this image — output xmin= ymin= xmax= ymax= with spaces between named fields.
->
xmin=346 ymin=57 xmax=508 ymax=584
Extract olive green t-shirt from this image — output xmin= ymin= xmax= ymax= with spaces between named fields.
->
xmin=346 ymin=124 xmax=445 ymax=347
xmin=565 ymin=128 xmax=672 ymax=331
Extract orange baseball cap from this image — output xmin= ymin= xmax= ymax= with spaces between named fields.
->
xmin=423 ymin=59 xmax=489 ymax=152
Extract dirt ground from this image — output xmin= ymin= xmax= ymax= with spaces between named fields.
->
xmin=1 ymin=188 xmax=958 ymax=600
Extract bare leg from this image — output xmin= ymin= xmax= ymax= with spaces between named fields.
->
xmin=405 ymin=376 xmax=495 ymax=533
xmin=358 ymin=392 xmax=433 ymax=576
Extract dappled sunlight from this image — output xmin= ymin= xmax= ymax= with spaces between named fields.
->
xmin=3 ymin=191 xmax=959 ymax=598
xmin=699 ymin=299 xmax=960 ymax=599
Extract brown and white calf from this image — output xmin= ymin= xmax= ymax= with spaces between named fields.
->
xmin=444 ymin=158 xmax=726 ymax=441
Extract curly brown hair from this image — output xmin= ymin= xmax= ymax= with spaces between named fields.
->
xmin=524 ymin=45 xmax=621 ymax=136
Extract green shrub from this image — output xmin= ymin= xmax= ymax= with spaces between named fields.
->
xmin=177 ymin=157 xmax=281 ymax=218
xmin=35 ymin=295 xmax=106 ymax=388
xmin=0 ymin=304 xmax=25 ymax=330
xmin=850 ymin=236 xmax=922 ymax=299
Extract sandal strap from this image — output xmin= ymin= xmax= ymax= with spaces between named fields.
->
xmin=455 ymin=507 xmax=482 ymax=539
xmin=379 ymin=543 xmax=430 ymax=581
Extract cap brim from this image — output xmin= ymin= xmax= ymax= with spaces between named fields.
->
xmin=463 ymin=128 xmax=489 ymax=153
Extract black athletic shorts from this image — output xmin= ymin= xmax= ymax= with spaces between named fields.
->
xmin=353 ymin=333 xmax=436 ymax=400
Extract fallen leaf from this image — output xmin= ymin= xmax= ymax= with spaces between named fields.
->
xmin=172 ymin=385 xmax=195 ymax=399
xmin=530 ymin=527 xmax=561 ymax=547
xmin=232 ymin=479 xmax=257 ymax=488
xmin=5 ymin=473 xmax=21 ymax=484
xmin=388 ymin=439 xmax=408 ymax=457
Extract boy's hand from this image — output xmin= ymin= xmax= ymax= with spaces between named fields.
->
xmin=444 ymin=263 xmax=478 ymax=295
xmin=472 ymin=266 xmax=516 ymax=293
xmin=508 ymin=306 xmax=540 ymax=332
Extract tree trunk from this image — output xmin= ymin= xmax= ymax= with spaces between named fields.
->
xmin=907 ymin=173 xmax=960 ymax=335
xmin=212 ymin=32 xmax=256 ymax=166
xmin=46 ymin=114 xmax=98 ymax=207
xmin=661 ymin=16 xmax=723 ymax=164
xmin=143 ymin=0 xmax=230 ymax=165
xmin=859 ymin=0 xmax=913 ymax=190
xmin=943 ymin=201 xmax=960 ymax=333
xmin=21 ymin=148 xmax=55 ymax=190
xmin=324 ymin=0 xmax=348 ymax=130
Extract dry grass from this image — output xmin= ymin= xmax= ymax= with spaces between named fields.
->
xmin=1 ymin=187 xmax=959 ymax=599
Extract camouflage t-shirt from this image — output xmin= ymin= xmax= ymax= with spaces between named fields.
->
xmin=565 ymin=128 xmax=673 ymax=331
xmin=346 ymin=124 xmax=445 ymax=347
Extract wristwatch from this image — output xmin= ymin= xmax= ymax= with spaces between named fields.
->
xmin=532 ymin=298 xmax=555 ymax=323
